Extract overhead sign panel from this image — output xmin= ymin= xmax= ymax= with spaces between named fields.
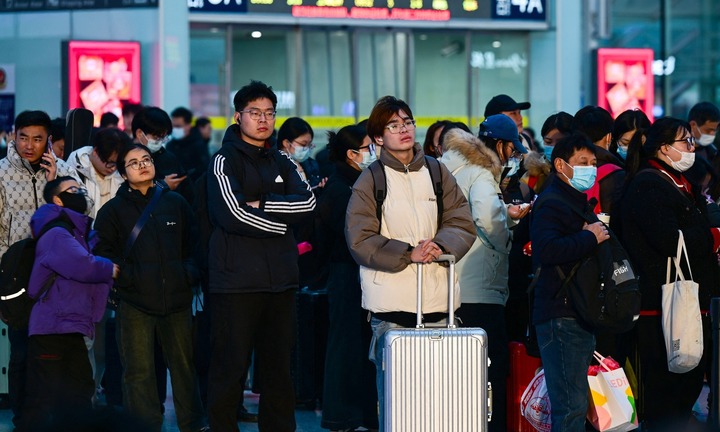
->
xmin=0 ymin=0 xmax=158 ymax=12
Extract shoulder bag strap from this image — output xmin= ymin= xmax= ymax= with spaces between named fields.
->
xmin=123 ymin=185 xmax=164 ymax=259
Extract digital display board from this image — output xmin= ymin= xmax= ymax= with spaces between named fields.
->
xmin=62 ymin=41 xmax=142 ymax=128
xmin=0 ymin=0 xmax=157 ymax=12
xmin=189 ymin=0 xmax=547 ymax=23
xmin=597 ymin=48 xmax=655 ymax=121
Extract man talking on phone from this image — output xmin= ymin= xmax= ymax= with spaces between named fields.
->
xmin=0 ymin=110 xmax=79 ymax=429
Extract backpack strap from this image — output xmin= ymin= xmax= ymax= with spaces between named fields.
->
xmin=369 ymin=160 xmax=386 ymax=233
xmin=124 ymin=184 xmax=164 ymax=259
xmin=424 ymin=155 xmax=444 ymax=229
xmin=532 ymin=191 xmax=597 ymax=299
xmin=31 ymin=215 xmax=76 ymax=301
xmin=370 ymin=157 xmax=444 ymax=232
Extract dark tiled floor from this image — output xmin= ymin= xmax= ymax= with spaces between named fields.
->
xmin=0 ymin=390 xmax=327 ymax=432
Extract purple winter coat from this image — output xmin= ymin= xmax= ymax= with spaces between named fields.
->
xmin=27 ymin=204 xmax=113 ymax=339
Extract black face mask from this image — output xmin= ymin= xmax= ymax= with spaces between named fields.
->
xmin=59 ymin=191 xmax=88 ymax=215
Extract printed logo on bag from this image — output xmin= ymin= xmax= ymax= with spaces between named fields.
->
xmin=612 ymin=260 xmax=635 ymax=284
xmin=528 ymin=397 xmax=551 ymax=425
xmin=673 ymin=339 xmax=680 ymax=352
xmin=608 ymin=377 xmax=629 ymax=388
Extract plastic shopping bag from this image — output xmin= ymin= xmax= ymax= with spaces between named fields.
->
xmin=520 ymin=368 xmax=551 ymax=432
xmin=587 ymin=352 xmax=638 ymax=432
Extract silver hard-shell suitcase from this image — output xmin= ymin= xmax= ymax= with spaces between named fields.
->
xmin=383 ymin=255 xmax=492 ymax=431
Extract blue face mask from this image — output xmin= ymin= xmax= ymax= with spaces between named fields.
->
xmin=543 ymin=145 xmax=554 ymax=161
xmin=617 ymin=145 xmax=628 ymax=160
xmin=563 ymin=161 xmax=597 ymax=192
xmin=291 ymin=143 xmax=311 ymax=163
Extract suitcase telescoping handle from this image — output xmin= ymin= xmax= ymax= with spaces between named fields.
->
xmin=415 ymin=254 xmax=456 ymax=329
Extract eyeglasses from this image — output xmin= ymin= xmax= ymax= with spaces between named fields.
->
xmin=353 ymin=143 xmax=376 ymax=155
xmin=103 ymin=160 xmax=117 ymax=170
xmin=125 ymin=157 xmax=154 ymax=170
xmin=240 ymin=109 xmax=277 ymax=121
xmin=292 ymin=140 xmax=315 ymax=150
xmin=60 ymin=186 xmax=88 ymax=196
xmin=673 ymin=136 xmax=696 ymax=151
xmin=385 ymin=119 xmax=416 ymax=134
xmin=506 ymin=144 xmax=522 ymax=159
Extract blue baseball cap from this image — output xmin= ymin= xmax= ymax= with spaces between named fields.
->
xmin=478 ymin=114 xmax=526 ymax=154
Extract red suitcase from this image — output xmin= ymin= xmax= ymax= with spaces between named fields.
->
xmin=507 ymin=341 xmax=542 ymax=432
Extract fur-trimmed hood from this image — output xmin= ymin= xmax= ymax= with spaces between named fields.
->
xmin=522 ymin=150 xmax=551 ymax=177
xmin=440 ymin=128 xmax=502 ymax=179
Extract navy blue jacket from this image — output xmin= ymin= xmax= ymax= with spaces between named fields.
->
xmin=207 ymin=125 xmax=316 ymax=293
xmin=530 ymin=178 xmax=598 ymax=324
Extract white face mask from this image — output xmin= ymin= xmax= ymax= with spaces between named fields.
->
xmin=142 ymin=131 xmax=167 ymax=153
xmin=697 ymin=133 xmax=715 ymax=147
xmin=171 ymin=127 xmax=186 ymax=140
xmin=352 ymin=150 xmax=377 ymax=170
xmin=668 ymin=145 xmax=696 ymax=172
xmin=504 ymin=157 xmax=520 ymax=178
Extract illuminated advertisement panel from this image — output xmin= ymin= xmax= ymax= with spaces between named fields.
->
xmin=597 ymin=48 xmax=654 ymax=121
xmin=62 ymin=41 xmax=141 ymax=128
xmin=189 ymin=0 xmax=547 ymax=23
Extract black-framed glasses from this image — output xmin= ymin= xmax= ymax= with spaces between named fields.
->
xmin=60 ymin=185 xmax=88 ymax=196
xmin=240 ymin=109 xmax=277 ymax=121
xmin=505 ymin=143 xmax=522 ymax=159
xmin=385 ymin=119 xmax=416 ymax=134
xmin=673 ymin=136 xmax=696 ymax=151
xmin=125 ymin=157 xmax=154 ymax=170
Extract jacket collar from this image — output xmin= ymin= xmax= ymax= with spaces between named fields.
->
xmin=379 ymin=144 xmax=426 ymax=172
xmin=221 ymin=124 xmax=273 ymax=159
xmin=6 ymin=140 xmax=42 ymax=175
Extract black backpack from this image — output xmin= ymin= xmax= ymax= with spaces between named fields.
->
xmin=369 ymin=156 xmax=444 ymax=230
xmin=0 ymin=217 xmax=74 ymax=328
xmin=533 ymin=192 xmax=641 ymax=334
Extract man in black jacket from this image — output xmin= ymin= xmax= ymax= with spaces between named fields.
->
xmin=132 ymin=107 xmax=194 ymax=204
xmin=530 ymin=134 xmax=609 ymax=432
xmin=167 ymin=107 xmax=209 ymax=183
xmin=206 ymin=81 xmax=316 ymax=432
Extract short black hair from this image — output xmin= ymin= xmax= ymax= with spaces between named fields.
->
xmin=541 ymin=111 xmax=574 ymax=138
xmin=439 ymin=122 xmax=471 ymax=149
xmin=233 ymin=81 xmax=277 ymax=113
xmin=100 ymin=112 xmax=120 ymax=128
xmin=573 ymin=106 xmax=614 ymax=143
xmin=688 ymin=102 xmax=720 ymax=126
xmin=195 ymin=117 xmax=211 ymax=128
xmin=131 ymin=107 xmax=172 ymax=139
xmin=93 ymin=128 xmax=130 ymax=162
xmin=550 ymin=133 xmax=596 ymax=170
xmin=117 ymin=143 xmax=152 ymax=177
xmin=122 ymin=102 xmax=143 ymax=116
xmin=276 ymin=117 xmax=313 ymax=149
xmin=50 ymin=117 xmax=66 ymax=141
xmin=43 ymin=175 xmax=76 ymax=204
xmin=15 ymin=110 xmax=52 ymax=135
xmin=170 ymin=107 xmax=193 ymax=125
xmin=328 ymin=123 xmax=367 ymax=163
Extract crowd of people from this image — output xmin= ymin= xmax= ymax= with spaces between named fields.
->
xmin=0 ymin=79 xmax=719 ymax=432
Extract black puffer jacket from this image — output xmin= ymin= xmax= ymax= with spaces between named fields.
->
xmin=94 ymin=182 xmax=198 ymax=315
